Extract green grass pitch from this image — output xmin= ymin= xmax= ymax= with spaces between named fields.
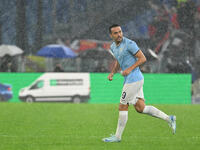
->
xmin=0 ymin=103 xmax=199 ymax=150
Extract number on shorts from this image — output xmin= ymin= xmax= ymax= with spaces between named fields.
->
xmin=122 ymin=92 xmax=126 ymax=99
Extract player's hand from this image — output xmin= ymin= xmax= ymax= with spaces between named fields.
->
xmin=121 ymin=68 xmax=132 ymax=76
xmin=108 ymin=73 xmax=114 ymax=81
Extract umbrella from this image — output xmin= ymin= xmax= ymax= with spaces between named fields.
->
xmin=36 ymin=44 xmax=77 ymax=58
xmin=0 ymin=45 xmax=23 ymax=57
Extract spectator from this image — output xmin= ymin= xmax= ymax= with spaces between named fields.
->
xmin=160 ymin=0 xmax=178 ymax=8
xmin=177 ymin=0 xmax=196 ymax=34
xmin=177 ymin=0 xmax=187 ymax=7
xmin=148 ymin=10 xmax=170 ymax=53
xmin=54 ymin=63 xmax=64 ymax=72
xmin=170 ymin=7 xmax=180 ymax=29
xmin=0 ymin=55 xmax=16 ymax=72
xmin=95 ymin=64 xmax=107 ymax=72
xmin=194 ymin=6 xmax=200 ymax=59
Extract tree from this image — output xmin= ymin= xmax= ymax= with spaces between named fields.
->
xmin=35 ymin=0 xmax=43 ymax=51
xmin=0 ymin=17 xmax=2 ymax=45
xmin=0 ymin=5 xmax=2 ymax=44
xmin=16 ymin=0 xmax=28 ymax=52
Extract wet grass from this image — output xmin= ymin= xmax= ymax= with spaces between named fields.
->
xmin=0 ymin=103 xmax=199 ymax=150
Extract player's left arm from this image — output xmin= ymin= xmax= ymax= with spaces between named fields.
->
xmin=121 ymin=50 xmax=146 ymax=76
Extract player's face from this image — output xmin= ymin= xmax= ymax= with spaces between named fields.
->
xmin=110 ymin=26 xmax=123 ymax=44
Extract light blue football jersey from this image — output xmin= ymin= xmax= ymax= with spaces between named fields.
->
xmin=110 ymin=37 xmax=144 ymax=84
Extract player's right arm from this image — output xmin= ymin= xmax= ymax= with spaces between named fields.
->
xmin=108 ymin=60 xmax=120 ymax=81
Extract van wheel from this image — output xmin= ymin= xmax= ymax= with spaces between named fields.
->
xmin=25 ymin=96 xmax=35 ymax=103
xmin=72 ymin=96 xmax=81 ymax=103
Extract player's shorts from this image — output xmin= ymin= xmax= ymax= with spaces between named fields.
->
xmin=120 ymin=79 xmax=144 ymax=105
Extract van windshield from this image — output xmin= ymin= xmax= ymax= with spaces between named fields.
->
xmin=30 ymin=80 xmax=44 ymax=90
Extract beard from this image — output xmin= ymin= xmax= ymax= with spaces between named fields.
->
xmin=115 ymin=36 xmax=122 ymax=44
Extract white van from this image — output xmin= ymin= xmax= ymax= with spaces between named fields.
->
xmin=19 ymin=73 xmax=90 ymax=103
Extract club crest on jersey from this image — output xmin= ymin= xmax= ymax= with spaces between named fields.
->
xmin=120 ymin=47 xmax=124 ymax=52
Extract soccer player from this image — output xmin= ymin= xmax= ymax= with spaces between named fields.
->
xmin=102 ymin=24 xmax=176 ymax=142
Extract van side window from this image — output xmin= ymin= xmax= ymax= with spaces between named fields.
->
xmin=30 ymin=80 xmax=44 ymax=90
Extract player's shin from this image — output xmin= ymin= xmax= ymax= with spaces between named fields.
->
xmin=115 ymin=111 xmax=128 ymax=140
xmin=142 ymin=106 xmax=170 ymax=122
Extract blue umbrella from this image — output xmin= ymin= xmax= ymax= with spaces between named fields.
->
xmin=36 ymin=44 xmax=77 ymax=58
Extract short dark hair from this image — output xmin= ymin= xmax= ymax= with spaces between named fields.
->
xmin=109 ymin=24 xmax=120 ymax=34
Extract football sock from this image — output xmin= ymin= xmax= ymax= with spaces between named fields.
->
xmin=142 ymin=106 xmax=170 ymax=122
xmin=115 ymin=111 xmax=128 ymax=139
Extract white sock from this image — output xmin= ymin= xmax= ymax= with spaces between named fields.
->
xmin=115 ymin=111 xmax=128 ymax=139
xmin=142 ymin=106 xmax=170 ymax=122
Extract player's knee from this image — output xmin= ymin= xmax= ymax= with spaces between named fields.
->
xmin=119 ymin=104 xmax=129 ymax=111
xmin=134 ymin=104 xmax=145 ymax=113
xmin=135 ymin=107 xmax=143 ymax=113
xmin=135 ymin=99 xmax=145 ymax=113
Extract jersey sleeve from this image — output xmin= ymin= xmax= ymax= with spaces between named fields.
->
xmin=109 ymin=44 xmax=115 ymax=58
xmin=128 ymin=41 xmax=140 ymax=55
xmin=108 ymin=49 xmax=114 ymax=57
xmin=110 ymin=45 xmax=113 ymax=53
